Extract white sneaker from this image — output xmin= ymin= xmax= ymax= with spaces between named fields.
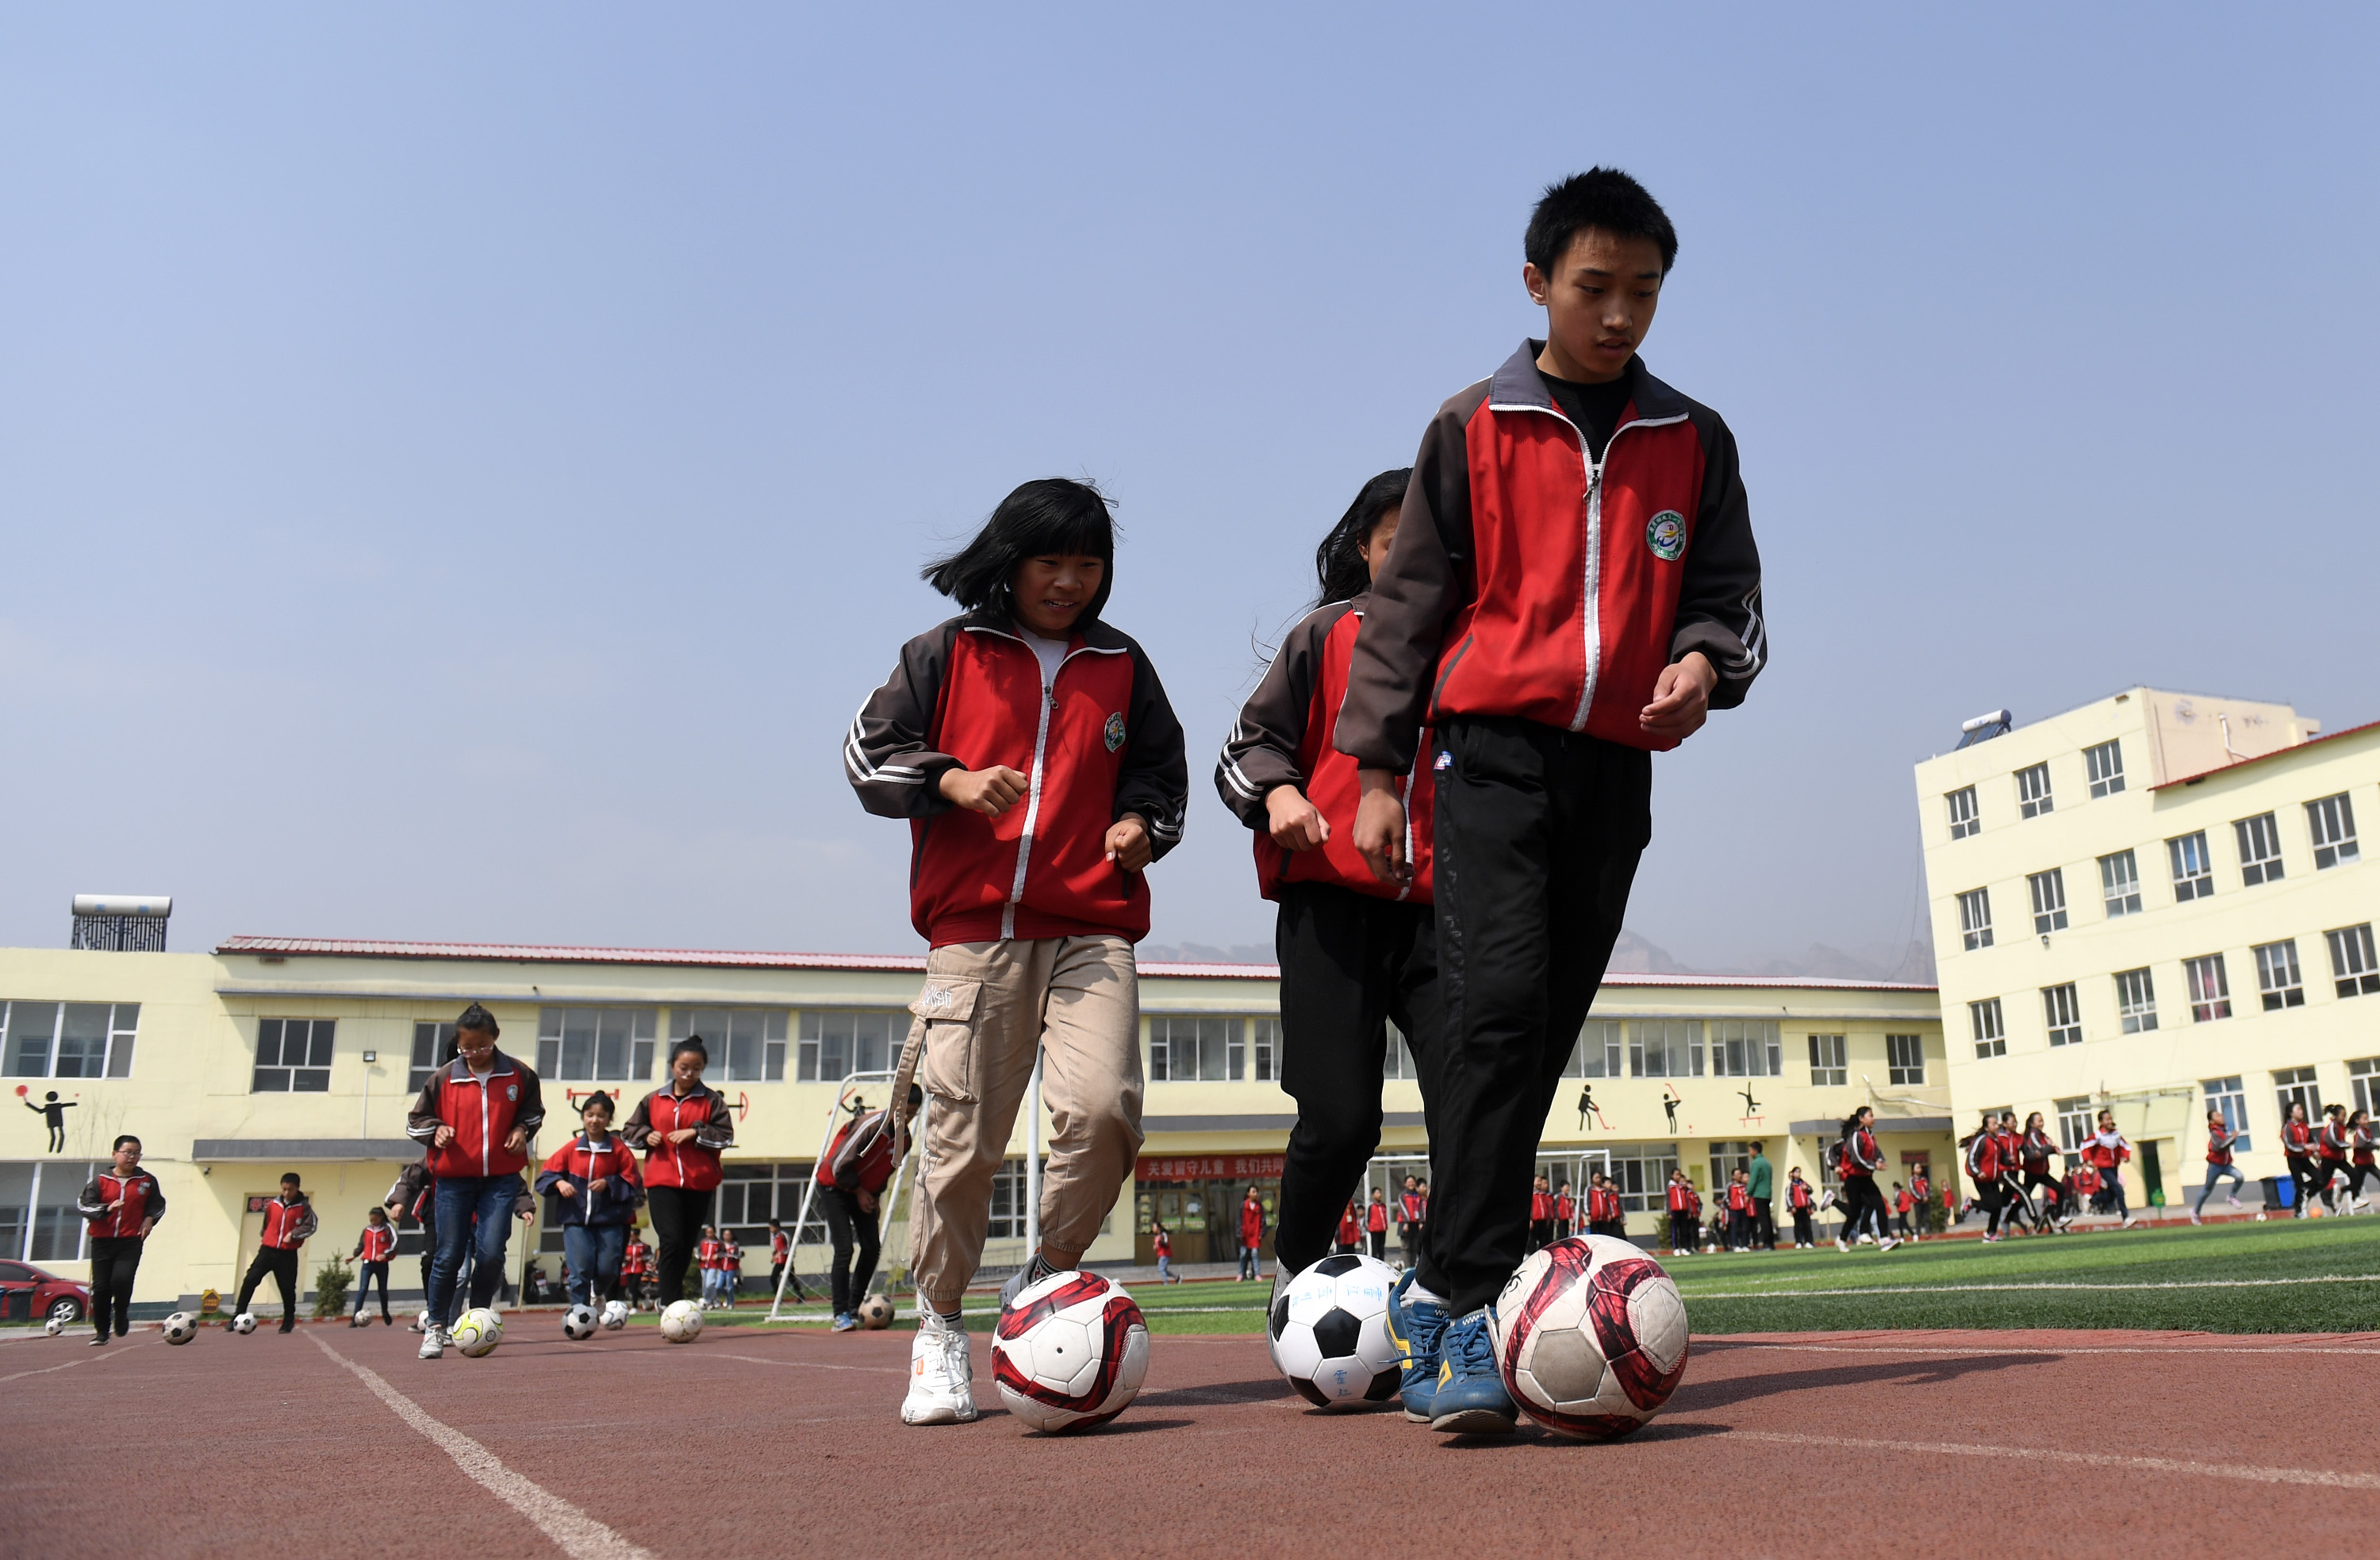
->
xmin=1879 ymin=1237 xmax=1901 ymax=1252
xmin=2190 ymin=1214 xmax=2202 ymax=1225
xmin=900 ymin=1312 xmax=978 ymax=1425
xmin=418 ymin=1325 xmax=446 ymax=1360
xmin=2227 ymin=1194 xmax=2242 ymax=1209
xmin=1834 ymin=1238 xmax=1848 ymax=1252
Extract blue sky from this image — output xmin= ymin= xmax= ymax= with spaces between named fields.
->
xmin=4 ymin=6 xmax=2374 ymax=968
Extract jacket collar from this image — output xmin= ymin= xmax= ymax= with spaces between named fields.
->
xmin=444 ymin=1051 xmax=518 ymax=1085
xmin=1486 ymin=340 xmax=1687 ymax=425
xmin=957 ymin=606 xmax=1130 ymax=655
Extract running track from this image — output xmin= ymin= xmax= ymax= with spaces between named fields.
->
xmin=5 ymin=1320 xmax=2374 ymax=1556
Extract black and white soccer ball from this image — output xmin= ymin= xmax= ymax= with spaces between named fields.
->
xmin=562 ymin=1304 xmax=599 ymax=1341
xmin=1266 ymin=1253 xmax=1401 ymax=1410
xmin=857 ymin=1293 xmax=894 ymax=1330
xmin=230 ymin=1312 xmax=258 ymax=1335
xmin=161 ymin=1312 xmax=197 ymax=1345
xmin=599 ymin=1301 xmax=629 ymax=1331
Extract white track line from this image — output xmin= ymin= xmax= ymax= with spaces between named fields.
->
xmin=1708 ymin=1340 xmax=2380 ymax=1358
xmin=310 ymin=1335 xmax=655 ymax=1560
xmin=1683 ymin=1273 xmax=2380 ymax=1299
xmin=1723 ymin=1429 xmax=2380 ymax=1491
xmin=0 ymin=1336 xmax=148 ymax=1385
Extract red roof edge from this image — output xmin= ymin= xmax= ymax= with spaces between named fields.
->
xmin=2149 ymin=717 xmax=2380 ymax=791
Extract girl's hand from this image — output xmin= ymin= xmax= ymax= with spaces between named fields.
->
xmin=1640 ymin=651 xmax=1718 ymax=740
xmin=434 ymin=1124 xmax=457 ymax=1148
xmin=555 ymin=1182 xmax=578 ymax=1198
xmin=858 ymin=1189 xmax=879 ymax=1214
xmin=1105 ymin=814 xmax=1151 ymax=871
xmin=586 ymin=1177 xmax=608 ymax=1195
xmin=1264 ymin=786 xmax=1330 ymax=852
xmin=1351 ymin=772 xmax=1411 ymax=884
xmin=666 ymin=1128 xmax=698 ymax=1147
xmin=940 ymin=766 xmax=1029 ymax=815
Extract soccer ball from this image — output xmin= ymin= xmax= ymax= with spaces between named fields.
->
xmin=991 ymin=1270 xmax=1149 ymax=1433
xmin=43 ymin=1316 xmax=63 ymax=1337
xmin=659 ymin=1299 xmax=704 ymax=1343
xmin=451 ymin=1307 xmax=505 ymax=1358
xmin=562 ymin=1304 xmax=598 ymax=1341
xmin=162 ymin=1312 xmax=197 ymax=1345
xmin=857 ymin=1293 xmax=895 ymax=1330
xmin=1491 ymin=1234 xmax=1690 ymax=1441
xmin=231 ymin=1312 xmax=258 ymax=1335
xmin=599 ymin=1301 xmax=629 ymax=1331
xmin=1266 ymin=1253 xmax=1401 ymax=1410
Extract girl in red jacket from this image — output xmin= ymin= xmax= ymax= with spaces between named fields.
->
xmin=2194 ymin=1108 xmax=2246 ymax=1223
xmin=815 ymin=1099 xmax=902 ymax=1331
xmin=406 ymin=1003 xmax=544 ymax=1358
xmin=349 ymin=1207 xmax=397 ymax=1327
xmin=2281 ymin=1099 xmax=2317 ymax=1217
xmin=536 ymin=1090 xmax=644 ymax=1315
xmin=1835 ymin=1108 xmax=1899 ymax=1253
xmin=845 ymin=478 xmax=1188 ymax=1428
xmin=624 ymin=1037 xmax=736 ymax=1308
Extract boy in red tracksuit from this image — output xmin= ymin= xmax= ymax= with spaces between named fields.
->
xmin=621 ymin=1232 xmax=652 ymax=1308
xmin=1338 ymin=169 xmax=1764 ymax=1434
xmin=846 ymin=478 xmax=1188 ymax=1428
xmin=624 ymin=1036 xmax=737 ymax=1308
xmin=350 ymin=1208 xmax=398 ymax=1326
xmin=1366 ymin=1190 xmax=1390 ymax=1261
xmin=1665 ymin=1171 xmax=1697 ymax=1255
xmin=235 ymin=1172 xmax=318 ymax=1333
xmin=407 ymin=1003 xmax=545 ymax=1358
xmin=1908 ymin=1169 xmax=1932 ymax=1239
xmin=1725 ymin=1172 xmax=1751 ymax=1251
xmin=78 ymin=1135 xmax=163 ymax=1346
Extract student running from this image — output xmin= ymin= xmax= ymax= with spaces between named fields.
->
xmin=2017 ymin=1112 xmax=2067 ymax=1231
xmin=407 ymin=1004 xmax=544 ymax=1358
xmin=534 ymin=1089 xmax=643 ymax=1319
xmin=2082 ymin=1109 xmax=2142 ymax=1228
xmin=77 ymin=1135 xmax=162 ymax=1347
xmin=1835 ymin=1109 xmax=1898 ymax=1252
xmin=845 ymin=476 xmax=1188 ymax=1427
xmin=349 ymin=1206 xmax=397 ymax=1326
xmin=624 ymin=1036 xmax=736 ymax=1306
xmin=2194 ymin=1108 xmax=2246 ymax=1223
xmin=2282 ymin=1100 xmax=2317 ymax=1217
xmin=814 ymin=1094 xmax=904 ymax=1331
xmin=234 ymin=1171 xmax=317 ymax=1333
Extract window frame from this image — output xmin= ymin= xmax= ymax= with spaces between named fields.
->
xmin=1969 ymin=997 xmax=2006 ymax=1060
xmin=538 ymin=1007 xmax=663 ymax=1085
xmin=797 ymin=1010 xmax=908 ymax=1084
xmin=1956 ymin=888 xmax=1994 ymax=951
xmin=2014 ymin=762 xmax=2053 ymax=819
xmin=2098 ymin=850 xmax=2143 ymax=917
xmin=2183 ymin=953 xmax=2232 ymax=1023
xmin=2348 ymin=1057 xmax=2379 ymax=1120
xmin=2167 ymin=831 xmax=2214 ymax=902
xmin=2234 ymin=812 xmax=2286 ymax=886
xmin=1945 ymin=786 xmax=1979 ymax=840
xmin=2306 ymin=793 xmax=2360 ymax=870
xmin=1147 ymin=1015 xmax=1243 ymax=1082
xmin=2 ymin=1001 xmax=140 ymax=1081
xmin=667 ymin=1008 xmax=780 ymax=1083
xmin=2203 ymin=1075 xmax=2252 ymax=1151
xmin=1562 ymin=1020 xmax=1624 ymax=1079
xmin=253 ymin=1016 xmax=335 ymax=1093
xmin=2054 ymin=1096 xmax=2096 ymax=1152
xmin=1885 ymin=1033 xmax=1925 ymax=1085
xmin=2324 ymin=924 xmax=2380 ymax=999
xmin=1629 ymin=1020 xmax=1703 ymax=1079
xmin=1807 ymin=1033 xmax=1847 ymax=1088
xmin=1706 ymin=1020 xmax=1782 ymax=1079
xmin=2253 ymin=939 xmax=2305 ymax=1011
xmin=2027 ymin=868 xmax=2068 ymax=935
xmin=2273 ymin=1065 xmax=2321 ymax=1127
xmin=2113 ymin=967 xmax=2159 ymax=1034
xmin=2084 ymin=740 xmax=2125 ymax=798
xmin=2042 ymin=982 xmax=2082 ymax=1047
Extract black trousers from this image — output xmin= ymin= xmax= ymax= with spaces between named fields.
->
xmin=89 ymin=1236 xmax=143 ymax=1339
xmin=1422 ymin=718 xmax=1647 ymax=1314
xmin=1272 ymin=882 xmax=1442 ymax=1277
xmin=817 ymin=1185 xmax=881 ymax=1314
xmin=1841 ymin=1177 xmax=1890 ymax=1241
xmin=236 ymin=1246 xmax=301 ymax=1326
xmin=416 ymin=1215 xmax=437 ymax=1304
xmin=1752 ymin=1197 xmax=1775 ymax=1250
xmin=1668 ymin=1211 xmax=1695 ymax=1249
xmin=645 ymin=1185 xmax=713 ymax=1305
xmin=352 ymin=1260 xmax=392 ymax=1318
xmin=2020 ymin=1170 xmax=2063 ymax=1224
xmin=1791 ymin=1209 xmax=1814 ymax=1245
xmin=1976 ymin=1178 xmax=2009 ymax=1234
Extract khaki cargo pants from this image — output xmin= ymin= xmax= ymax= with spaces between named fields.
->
xmin=905 ymin=935 xmax=1143 ymax=1313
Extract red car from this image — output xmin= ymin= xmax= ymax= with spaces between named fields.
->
xmin=0 ymin=1259 xmax=94 ymax=1326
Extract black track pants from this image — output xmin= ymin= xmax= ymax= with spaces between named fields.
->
xmin=644 ymin=1186 xmax=714 ymax=1305
xmin=1841 ymin=1177 xmax=1891 ymax=1241
xmin=1271 ymin=882 xmax=1441 ymax=1278
xmin=1418 ymin=717 xmax=1648 ymax=1314
xmin=818 ymin=1185 xmax=881 ymax=1315
xmin=236 ymin=1247 xmax=301 ymax=1325
xmin=89 ymin=1236 xmax=142 ymax=1339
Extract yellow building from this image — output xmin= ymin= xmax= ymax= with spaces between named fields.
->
xmin=0 ymin=935 xmax=1945 ymax=1320
xmin=1916 ymin=687 xmax=2379 ymax=1208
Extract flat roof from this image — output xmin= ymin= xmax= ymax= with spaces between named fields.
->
xmin=2149 ymin=717 xmax=2380 ymax=791
xmin=213 ymin=935 xmax=1935 ymax=993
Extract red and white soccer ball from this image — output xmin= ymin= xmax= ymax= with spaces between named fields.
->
xmin=991 ymin=1270 xmax=1150 ymax=1434
xmin=1491 ymin=1234 xmax=1690 ymax=1440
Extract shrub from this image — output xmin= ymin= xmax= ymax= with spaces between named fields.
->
xmin=311 ymin=1256 xmax=353 ymax=1319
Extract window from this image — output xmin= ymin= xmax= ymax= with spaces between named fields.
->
xmin=2349 ymin=1057 xmax=2379 ymax=1119
xmin=2015 ymin=762 xmax=2053 ymax=818
xmin=1707 ymin=1141 xmax=1760 ymax=1189
xmin=670 ymin=1009 xmax=780 ymax=1082
xmin=1969 ymin=997 xmax=2006 ymax=1059
xmin=2 ymin=1002 xmax=140 ymax=1079
xmin=2234 ymin=813 xmax=2285 ymax=886
xmin=2273 ymin=1065 xmax=2321 ymax=1125
xmin=714 ymin=1163 xmax=827 ymax=1244
xmin=1946 ymin=786 xmax=1979 ymax=840
xmin=1957 ymin=889 xmax=1994 ymax=951
xmin=1807 ymin=1034 xmax=1846 ymax=1087
xmin=1630 ymin=1020 xmax=1702 ymax=1078
xmin=2307 ymin=793 xmax=2359 ymax=870
xmin=410 ymin=1022 xmax=455 ymax=1093
xmin=2042 ymin=983 xmax=2082 ymax=1047
xmin=2028 ymin=869 xmax=2068 ymax=934
xmin=2183 ymin=954 xmax=2232 ymax=1022
xmin=1149 ymin=1016 xmax=1241 ymax=1082
xmin=1250 ymin=1018 xmax=1278 ymax=1082
xmin=1383 ymin=1020 xmax=1420 ymax=1080
xmin=1706 ymin=1020 xmax=1781 ymax=1078
xmin=253 ymin=1018 xmax=334 ymax=1092
xmin=539 ymin=1008 xmax=662 ymax=1083
xmin=988 ymin=1158 xmax=1036 ymax=1239
xmin=2204 ymin=1076 xmax=2251 ymax=1151
xmin=1886 ymin=1033 xmax=1925 ymax=1085
xmin=2254 ymin=939 xmax=2305 ymax=1010
xmin=2055 ymin=1097 xmax=2096 ymax=1152
xmin=2099 ymin=851 xmax=2142 ymax=916
xmin=2085 ymin=740 xmax=2125 ymax=798
xmin=2113 ymin=968 xmax=2158 ymax=1033
xmin=797 ymin=1011 xmax=904 ymax=1082
xmin=1598 ymin=1146 xmax=1679 ymax=1215
xmin=1563 ymin=1020 xmax=1623 ymax=1078
xmin=2167 ymin=832 xmax=2214 ymax=901
xmin=0 ymin=1162 xmax=101 ymax=1263
xmin=2326 ymin=924 xmax=2380 ymax=998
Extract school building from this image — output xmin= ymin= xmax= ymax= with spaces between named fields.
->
xmin=0 ymin=932 xmax=1948 ymax=1318
xmin=1916 ymin=686 xmax=2380 ymax=1208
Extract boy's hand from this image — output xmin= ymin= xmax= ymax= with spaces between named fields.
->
xmin=504 ymin=1126 xmax=527 ymax=1155
xmin=586 ymin=1176 xmax=608 ymax=1194
xmin=939 ymin=765 xmax=1028 ymax=815
xmin=555 ymin=1182 xmax=578 ymax=1198
xmin=433 ymin=1124 xmax=456 ymax=1148
xmin=664 ymin=1128 xmax=698 ymax=1147
xmin=858 ymin=1189 xmax=879 ymax=1214
xmin=1105 ymin=814 xmax=1151 ymax=872
xmin=1351 ymin=770 xmax=1411 ymax=885
xmin=1263 ymin=785 xmax=1329 ymax=851
xmin=1640 ymin=651 xmax=1718 ymax=740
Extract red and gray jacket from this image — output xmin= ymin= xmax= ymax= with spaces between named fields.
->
xmin=406 ymin=1051 xmax=546 ymax=1180
xmin=771 ymin=1229 xmax=790 ymax=1263
xmin=1338 ymin=343 xmax=1764 ymax=772
xmin=2021 ymin=1130 xmax=2056 ymax=1170
xmin=2206 ymin=1123 xmax=2236 ymax=1166
xmin=355 ymin=1224 xmax=397 ymax=1263
xmin=1842 ymin=1128 xmax=1884 ymax=1179
xmin=815 ymin=1112 xmax=897 ymax=1195
xmin=1216 ymin=595 xmax=1434 ymax=901
xmin=1667 ymin=1181 xmax=1696 ymax=1214
xmin=845 ymin=609 xmax=1188 ymax=946
xmin=624 ymin=1082 xmax=735 ymax=1191
xmin=535 ymin=1134 xmax=646 ymax=1225
xmin=1399 ymin=1191 xmax=1426 ymax=1227
xmin=78 ymin=1170 xmax=164 ymax=1240
xmin=1964 ymin=1132 xmax=2001 ymax=1182
xmin=697 ymin=1236 xmax=723 ymax=1270
xmin=622 ymin=1240 xmax=651 ymax=1277
xmin=1787 ymin=1178 xmax=1814 ymax=1212
xmin=2319 ymin=1120 xmax=2350 ymax=1162
xmin=2284 ymin=1119 xmax=2315 ymax=1158
xmin=258 ymin=1193 xmax=318 ymax=1250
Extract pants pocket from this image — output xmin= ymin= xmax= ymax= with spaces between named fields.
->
xmin=912 ymin=975 xmax=983 ymax=1104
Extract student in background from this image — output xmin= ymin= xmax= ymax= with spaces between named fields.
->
xmin=78 ymin=1135 xmax=163 ymax=1347
xmin=1553 ymin=1179 xmax=1576 ymax=1241
xmin=1835 ymin=1109 xmax=1899 ymax=1253
xmin=535 ymin=1090 xmax=643 ymax=1316
xmin=1906 ymin=1166 xmax=1933 ymax=1240
xmin=386 ymin=1161 xmax=436 ymax=1328
xmin=2086 ymin=1109 xmax=2142 ymax=1228
xmin=1336 ymin=1201 xmax=1362 ymax=1257
xmin=768 ymin=1220 xmax=790 ymax=1298
xmin=1529 ymin=1176 xmax=1556 ymax=1251
xmin=1964 ymin=1112 xmax=2010 ymax=1243
xmin=695 ymin=1226 xmax=722 ymax=1304
xmin=723 ymin=1235 xmax=745 ymax=1304
xmin=1366 ymin=1189 xmax=1390 ymax=1261
xmin=2194 ymin=1109 xmax=2246 ymax=1223
xmin=1784 ymin=1167 xmax=1816 ymax=1248
xmin=2017 ymin=1114 xmax=2064 ymax=1232
xmin=1724 ymin=1170 xmax=1751 ymax=1251
xmin=815 ymin=1096 xmax=902 ymax=1332
xmin=1891 ymin=1182 xmax=1914 ymax=1241
xmin=350 ymin=1207 xmax=397 ymax=1327
xmin=1241 ymin=1188 xmax=1267 ymax=1280
xmin=2281 ymin=1100 xmax=2317 ymax=1218
xmin=1151 ymin=1220 xmax=1178 ymax=1284
xmin=1746 ymin=1143 xmax=1775 ymax=1251
xmin=2345 ymin=1109 xmax=2376 ymax=1212
xmin=2317 ymin=1105 xmax=2355 ymax=1215
xmin=1665 ymin=1170 xmax=1698 ymax=1256
xmin=624 ymin=1036 xmax=735 ymax=1306
xmin=621 ymin=1229 xmax=653 ymax=1308
xmin=235 ymin=1172 xmax=318 ymax=1334
xmin=1397 ymin=1176 xmax=1427 ymax=1268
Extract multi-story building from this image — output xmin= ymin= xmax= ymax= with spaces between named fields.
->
xmin=0 ymin=933 xmax=1944 ymax=1318
xmin=1916 ymin=686 xmax=2378 ymax=1207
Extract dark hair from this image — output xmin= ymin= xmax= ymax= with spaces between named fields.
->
xmin=113 ymin=1135 xmax=140 ymax=1151
xmin=578 ymin=1090 xmax=613 ymax=1116
xmin=457 ymin=1001 xmax=499 ymax=1036
xmin=923 ymin=478 xmax=1117 ymax=624
xmin=672 ymin=1036 xmax=709 ymax=1064
xmin=1525 ymin=167 xmax=1679 ymax=277
xmin=1312 ymin=468 xmax=1411 ymax=607
xmin=282 ymin=1171 xmax=303 ymax=1186
xmin=367 ymin=1205 xmax=387 ymax=1221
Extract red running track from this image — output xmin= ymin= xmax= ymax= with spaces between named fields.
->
xmin=3 ymin=1321 xmax=2374 ymax=1557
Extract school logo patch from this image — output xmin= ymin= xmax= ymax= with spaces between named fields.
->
xmin=1104 ymin=713 xmax=1127 ymax=752
xmin=506 ymin=1085 xmax=518 ymax=1101
xmin=1434 ymin=751 xmax=1453 ymax=770
xmin=1645 ymin=510 xmax=1686 ymax=561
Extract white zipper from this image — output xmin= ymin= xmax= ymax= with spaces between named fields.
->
xmin=479 ymin=1076 xmax=491 ymax=1175
xmin=1003 ymin=665 xmax=1060 ymax=940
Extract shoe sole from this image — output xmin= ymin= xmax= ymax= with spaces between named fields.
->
xmin=1403 ymin=1406 xmax=1434 ymax=1424
xmin=900 ymin=1405 xmax=980 ymax=1425
xmin=1430 ymin=1405 xmax=1518 ymax=1435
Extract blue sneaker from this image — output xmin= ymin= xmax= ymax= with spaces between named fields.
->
xmin=1428 ymin=1305 xmax=1517 ymax=1435
xmin=830 ymin=1312 xmax=858 ymax=1332
xmin=1385 ymin=1270 xmax=1449 ymax=1424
